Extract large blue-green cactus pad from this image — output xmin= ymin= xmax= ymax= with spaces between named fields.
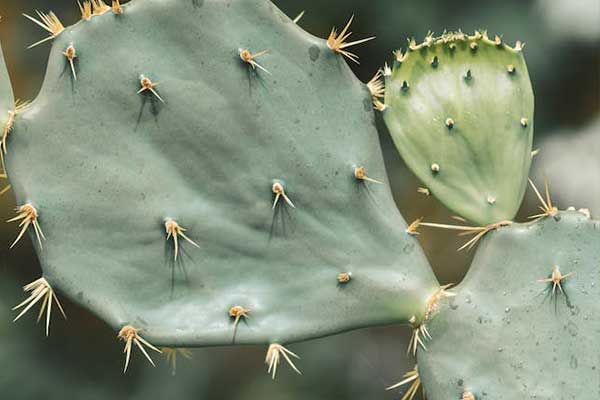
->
xmin=418 ymin=211 xmax=600 ymax=399
xmin=384 ymin=33 xmax=534 ymax=225
xmin=5 ymin=0 xmax=439 ymax=346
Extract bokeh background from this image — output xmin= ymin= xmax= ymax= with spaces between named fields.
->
xmin=0 ymin=0 xmax=598 ymax=399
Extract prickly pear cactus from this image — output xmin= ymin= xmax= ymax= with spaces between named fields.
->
xmin=6 ymin=0 xmax=593 ymax=395
xmin=418 ymin=210 xmax=600 ymax=399
xmin=4 ymin=0 xmax=439 ymax=354
xmin=383 ymin=32 xmax=534 ymax=225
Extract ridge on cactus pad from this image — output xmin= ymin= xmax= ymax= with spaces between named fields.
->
xmin=383 ymin=32 xmax=534 ymax=225
xmin=2 ymin=0 xmax=440 ymax=348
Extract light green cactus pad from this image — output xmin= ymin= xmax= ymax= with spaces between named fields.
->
xmin=4 ymin=0 xmax=439 ymax=346
xmin=384 ymin=32 xmax=534 ymax=225
xmin=418 ymin=211 xmax=600 ymax=399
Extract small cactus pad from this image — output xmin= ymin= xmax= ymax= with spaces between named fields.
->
xmin=5 ymin=0 xmax=438 ymax=346
xmin=384 ymin=32 xmax=534 ymax=225
xmin=418 ymin=211 xmax=600 ymax=399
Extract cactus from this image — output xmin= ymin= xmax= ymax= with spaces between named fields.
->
xmin=2 ymin=0 xmax=440 ymax=373
xmin=383 ymin=32 xmax=534 ymax=225
xmin=2 ymin=0 xmax=597 ymax=397
xmin=416 ymin=209 xmax=599 ymax=399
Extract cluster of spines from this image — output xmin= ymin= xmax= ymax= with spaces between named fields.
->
xmin=409 ymin=179 xmax=560 ymax=252
xmin=387 ymin=29 xmax=526 ymax=103
xmin=394 ymin=30 xmax=524 ymax=61
xmin=385 ymin=30 xmax=527 ymax=121
xmin=385 ymin=284 xmax=455 ymax=399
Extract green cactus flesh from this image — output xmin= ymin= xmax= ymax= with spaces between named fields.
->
xmin=383 ymin=33 xmax=534 ymax=226
xmin=0 ymin=42 xmax=13 ymax=112
xmin=418 ymin=211 xmax=600 ymax=399
xmin=4 ymin=0 xmax=439 ymax=346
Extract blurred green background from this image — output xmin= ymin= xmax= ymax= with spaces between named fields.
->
xmin=0 ymin=0 xmax=598 ymax=399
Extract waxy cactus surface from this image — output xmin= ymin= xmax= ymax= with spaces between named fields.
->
xmin=3 ymin=0 xmax=439 ymax=349
xmin=384 ymin=32 xmax=534 ymax=225
xmin=418 ymin=211 xmax=600 ymax=399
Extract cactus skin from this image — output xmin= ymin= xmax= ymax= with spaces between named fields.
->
xmin=4 ymin=0 xmax=439 ymax=346
xmin=418 ymin=211 xmax=600 ymax=399
xmin=0 ymin=41 xmax=14 ymax=123
xmin=383 ymin=33 xmax=534 ymax=225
